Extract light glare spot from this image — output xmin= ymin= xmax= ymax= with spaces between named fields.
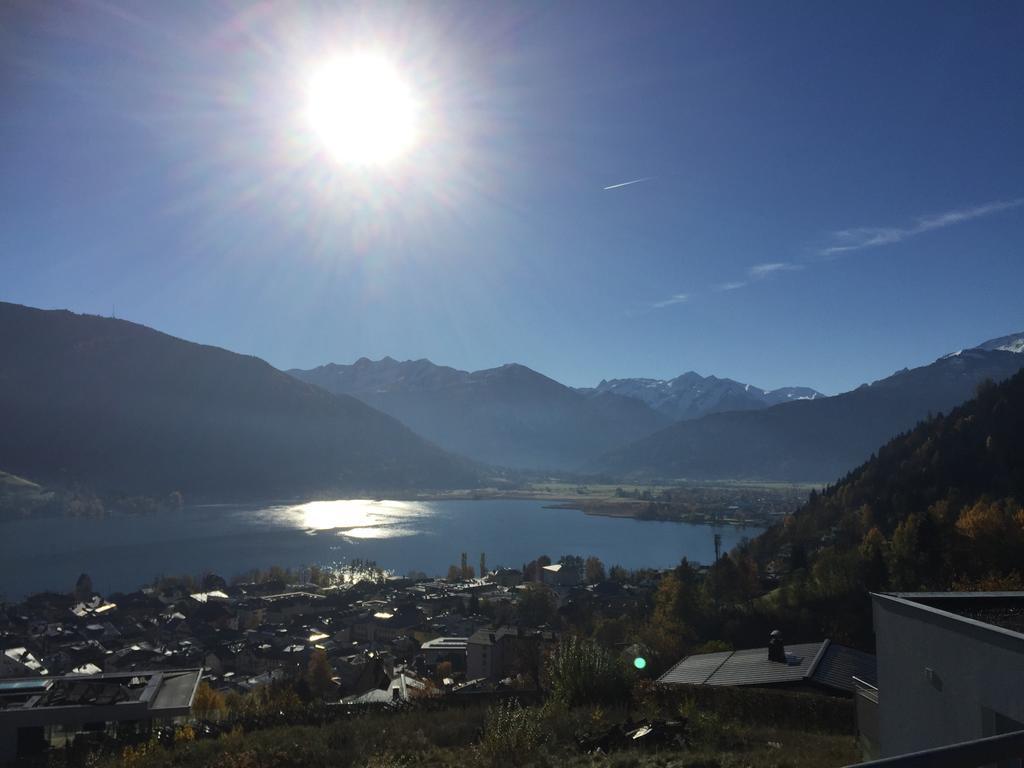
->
xmin=306 ymin=53 xmax=419 ymax=166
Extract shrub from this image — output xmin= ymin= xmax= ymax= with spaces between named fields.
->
xmin=546 ymin=636 xmax=633 ymax=707
xmin=193 ymin=683 xmax=227 ymax=721
xmin=477 ymin=699 xmax=545 ymax=766
xmin=650 ymin=683 xmax=853 ymax=734
xmin=676 ymin=700 xmax=744 ymax=751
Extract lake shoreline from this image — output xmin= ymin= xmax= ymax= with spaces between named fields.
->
xmin=3 ymin=488 xmax=772 ymax=528
xmin=0 ymin=498 xmax=763 ymax=600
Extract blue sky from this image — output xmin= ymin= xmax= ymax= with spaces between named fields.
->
xmin=2 ymin=1 xmax=1022 ymax=394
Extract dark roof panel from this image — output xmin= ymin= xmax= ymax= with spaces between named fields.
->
xmin=809 ymin=643 xmax=877 ymax=692
xmin=658 ymin=651 xmax=732 ymax=685
xmin=705 ymin=642 xmax=823 ymax=687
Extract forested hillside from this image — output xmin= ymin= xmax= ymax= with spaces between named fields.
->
xmin=739 ymin=368 xmax=1024 ymax=645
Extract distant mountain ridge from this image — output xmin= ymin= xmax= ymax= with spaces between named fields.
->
xmin=308 ymin=356 xmax=469 ymax=393
xmin=0 ymin=303 xmax=481 ymax=499
xmin=594 ymin=333 xmax=1024 ymax=483
xmin=288 ymin=358 xmax=670 ymax=470
xmin=579 ymin=372 xmax=824 ymax=422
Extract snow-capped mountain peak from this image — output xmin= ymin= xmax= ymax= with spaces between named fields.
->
xmin=584 ymin=373 xmax=824 ymax=422
xmin=975 ymin=331 xmax=1024 ymax=354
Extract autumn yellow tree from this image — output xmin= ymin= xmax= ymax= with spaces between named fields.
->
xmin=955 ymin=498 xmax=1024 ymax=576
xmin=306 ymin=649 xmax=334 ymax=699
xmin=642 ymin=573 xmax=694 ymax=662
xmin=859 ymin=527 xmax=889 ymax=591
xmin=889 ymin=513 xmax=923 ymax=589
xmin=191 ymin=681 xmax=225 ymax=721
xmin=956 ymin=498 xmax=1015 ymax=542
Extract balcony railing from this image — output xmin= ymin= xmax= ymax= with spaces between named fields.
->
xmin=844 ymin=728 xmax=1024 ymax=768
xmin=854 ymin=676 xmax=880 ymax=760
xmin=853 ymin=676 xmax=878 ymax=704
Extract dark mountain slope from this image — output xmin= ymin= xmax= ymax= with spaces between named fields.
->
xmin=595 ymin=343 xmax=1024 ymax=482
xmin=711 ymin=364 xmax=1024 ymax=650
xmin=748 ymin=366 xmax=1024 ymax=579
xmin=289 ymin=358 xmax=670 ymax=470
xmin=0 ymin=303 xmax=479 ymax=499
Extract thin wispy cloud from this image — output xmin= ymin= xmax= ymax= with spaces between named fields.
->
xmin=820 ymin=198 xmax=1024 ymax=256
xmin=651 ymin=292 xmax=689 ymax=308
xmin=748 ymin=262 xmax=802 ymax=278
xmin=634 ymin=196 xmax=1019 ymax=317
xmin=711 ymin=263 xmax=800 ymax=294
xmin=603 ymin=177 xmax=653 ymax=191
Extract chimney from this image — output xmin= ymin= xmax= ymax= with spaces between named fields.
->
xmin=768 ymin=630 xmax=786 ymax=663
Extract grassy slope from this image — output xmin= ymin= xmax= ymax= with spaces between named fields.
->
xmin=92 ymin=702 xmax=858 ymax=768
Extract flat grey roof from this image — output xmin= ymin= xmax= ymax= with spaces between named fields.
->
xmin=151 ymin=670 xmax=203 ymax=711
xmin=874 ymin=592 xmax=1024 ymax=645
xmin=0 ymin=669 xmax=201 ymax=717
xmin=883 ymin=592 xmax=1024 ymax=637
xmin=421 ymin=637 xmax=468 ymax=650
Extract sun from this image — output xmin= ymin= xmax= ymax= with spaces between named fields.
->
xmin=305 ymin=53 xmax=419 ymax=167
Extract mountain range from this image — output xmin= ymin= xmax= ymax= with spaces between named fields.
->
xmin=290 ymin=336 xmax=1022 ymax=481
xmin=594 ymin=335 xmax=1024 ymax=482
xmin=3 ymin=299 xmax=1021 ymax=496
xmin=580 ymin=373 xmax=823 ymax=422
xmin=0 ymin=302 xmax=480 ymax=500
xmin=288 ymin=358 xmax=671 ymax=470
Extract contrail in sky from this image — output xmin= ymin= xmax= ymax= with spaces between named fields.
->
xmin=603 ymin=177 xmax=653 ymax=191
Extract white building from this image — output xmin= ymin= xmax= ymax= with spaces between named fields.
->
xmin=868 ymin=592 xmax=1024 ymax=760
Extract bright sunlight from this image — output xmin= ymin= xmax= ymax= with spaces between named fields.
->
xmin=305 ymin=53 xmax=420 ymax=166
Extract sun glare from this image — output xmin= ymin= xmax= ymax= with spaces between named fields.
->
xmin=306 ymin=53 xmax=419 ymax=166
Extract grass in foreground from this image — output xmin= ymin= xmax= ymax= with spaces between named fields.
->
xmin=80 ymin=698 xmax=857 ymax=768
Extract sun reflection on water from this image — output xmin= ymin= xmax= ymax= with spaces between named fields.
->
xmin=259 ymin=499 xmax=430 ymax=540
xmin=338 ymin=525 xmax=419 ymax=540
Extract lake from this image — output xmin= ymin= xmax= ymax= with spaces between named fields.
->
xmin=0 ymin=498 xmax=762 ymax=599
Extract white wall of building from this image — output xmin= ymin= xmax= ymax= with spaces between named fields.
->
xmin=874 ymin=594 xmax=1024 ymax=757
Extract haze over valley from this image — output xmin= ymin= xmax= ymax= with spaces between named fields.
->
xmin=3 ymin=4 xmax=1024 ymax=764
xmin=2 ymin=300 xmax=1021 ymax=505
